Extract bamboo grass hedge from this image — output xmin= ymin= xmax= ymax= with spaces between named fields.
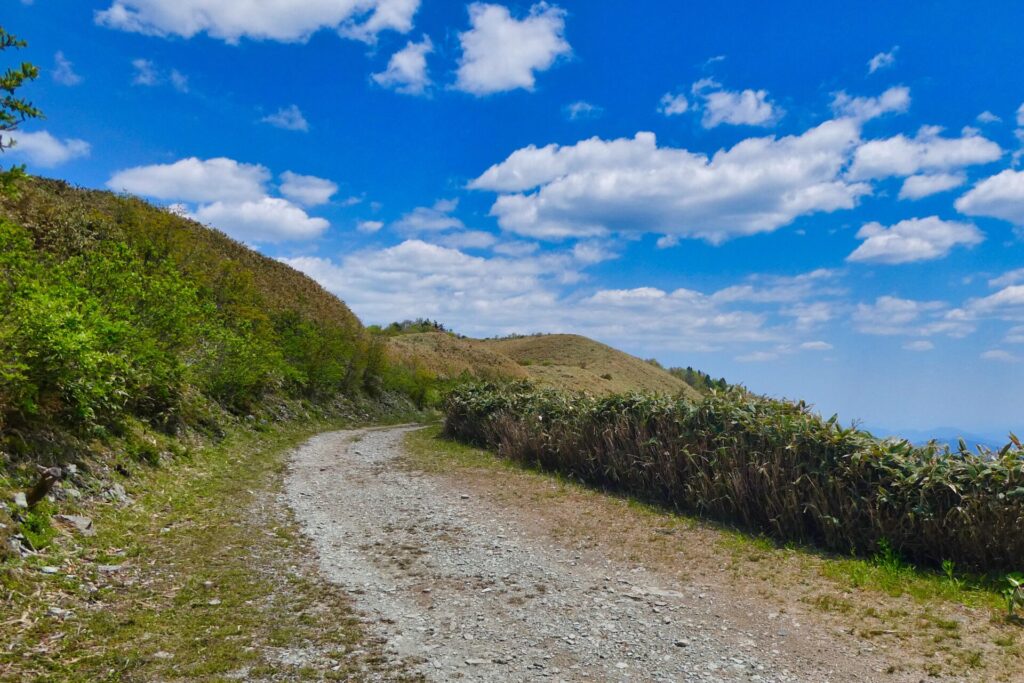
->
xmin=443 ymin=382 xmax=1024 ymax=573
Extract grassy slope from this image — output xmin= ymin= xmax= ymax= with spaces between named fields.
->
xmin=385 ymin=332 xmax=530 ymax=382
xmin=388 ymin=332 xmax=702 ymax=398
xmin=480 ymin=334 xmax=703 ymax=399
xmin=1 ymin=178 xmax=363 ymax=333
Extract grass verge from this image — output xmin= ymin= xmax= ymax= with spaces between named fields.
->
xmin=1 ymin=417 xmax=424 ymax=682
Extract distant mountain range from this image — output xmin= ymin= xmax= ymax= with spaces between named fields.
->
xmin=871 ymin=426 xmax=1012 ymax=453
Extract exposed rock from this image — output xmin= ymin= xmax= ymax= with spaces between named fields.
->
xmin=105 ymin=483 xmax=130 ymax=504
xmin=55 ymin=514 xmax=95 ymax=536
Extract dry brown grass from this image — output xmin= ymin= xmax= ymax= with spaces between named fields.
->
xmin=387 ymin=332 xmax=701 ymax=397
xmin=385 ymin=332 xmax=530 ymax=381
xmin=481 ymin=334 xmax=701 ymax=398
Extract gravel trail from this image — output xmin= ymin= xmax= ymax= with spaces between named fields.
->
xmin=284 ymin=426 xmax=893 ymax=682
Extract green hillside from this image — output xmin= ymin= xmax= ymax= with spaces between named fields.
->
xmin=0 ymin=178 xmax=418 ymax=474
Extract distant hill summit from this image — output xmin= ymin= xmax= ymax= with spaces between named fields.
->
xmin=386 ymin=331 xmax=704 ymax=399
xmin=386 ymin=332 xmax=531 ymax=382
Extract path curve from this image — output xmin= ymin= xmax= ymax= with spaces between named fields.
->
xmin=284 ymin=426 xmax=895 ymax=682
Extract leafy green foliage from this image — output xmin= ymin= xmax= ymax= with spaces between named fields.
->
xmin=17 ymin=500 xmax=55 ymax=551
xmin=0 ymin=26 xmax=43 ymax=196
xmin=443 ymin=383 xmax=1024 ymax=573
xmin=0 ymin=179 xmax=435 ymax=462
xmin=646 ymin=358 xmax=731 ymax=392
xmin=0 ymin=27 xmax=42 ymax=144
xmin=367 ymin=318 xmax=453 ymax=337
xmin=666 ymin=365 xmax=730 ymax=392
xmin=1005 ymin=575 xmax=1024 ymax=617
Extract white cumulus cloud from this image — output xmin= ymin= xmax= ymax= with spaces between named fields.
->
xmin=963 ymin=285 xmax=1024 ymax=320
xmin=131 ymin=58 xmax=188 ymax=91
xmin=193 ymin=197 xmax=329 ymax=242
xmin=108 ymin=157 xmax=331 ymax=243
xmin=955 ymin=169 xmax=1024 ymax=225
xmin=96 ymin=0 xmax=419 ymax=43
xmin=898 ymin=172 xmax=965 ymax=200
xmin=261 ymin=105 xmax=309 ymax=132
xmin=131 ymin=58 xmax=158 ymax=85
xmin=847 ymin=216 xmax=983 ymax=264
xmin=454 ymin=2 xmax=570 ymax=96
xmin=867 ymin=46 xmax=898 ymax=74
xmin=339 ymin=0 xmax=419 ymax=42
xmin=394 ymin=199 xmax=465 ymax=233
xmin=169 ymin=69 xmax=189 ymax=92
xmin=436 ymin=230 xmax=498 ymax=250
xmin=372 ymin=36 xmax=432 ymax=95
xmin=564 ymin=101 xmax=602 ymax=120
xmin=357 ymin=220 xmax=384 ymax=233
xmin=52 ymin=51 xmax=82 ymax=85
xmin=711 ymin=269 xmax=842 ymax=305
xmin=981 ymin=349 xmax=1019 ymax=363
xmin=692 ymin=79 xmax=782 ymax=128
xmin=657 ymin=93 xmax=689 ymax=116
xmin=1005 ymin=325 xmax=1024 ymax=344
xmin=279 ymin=171 xmax=337 ymax=206
xmin=852 ymin=295 xmax=972 ymax=337
xmin=831 ymin=86 xmax=910 ymax=121
xmin=108 ymin=157 xmax=270 ymax=203
xmin=848 ymin=125 xmax=1001 ymax=180
xmin=4 ymin=130 xmax=90 ymax=168
xmin=279 ymin=240 xmax=828 ymax=354
xmin=470 ymin=119 xmax=869 ymax=243
xmin=989 ymin=268 xmax=1024 ymax=289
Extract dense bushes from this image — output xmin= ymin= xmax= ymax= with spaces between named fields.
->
xmin=0 ymin=179 xmax=429 ymax=451
xmin=444 ymin=383 xmax=1024 ymax=573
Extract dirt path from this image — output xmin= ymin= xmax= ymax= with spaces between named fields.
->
xmin=283 ymin=426 xmax=928 ymax=682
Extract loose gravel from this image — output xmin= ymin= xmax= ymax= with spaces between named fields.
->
xmin=285 ymin=427 xmax=904 ymax=682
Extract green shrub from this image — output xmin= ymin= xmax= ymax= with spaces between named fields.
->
xmin=18 ymin=501 xmax=56 ymax=551
xmin=443 ymin=383 xmax=1024 ymax=573
xmin=0 ymin=186 xmax=424 ymax=446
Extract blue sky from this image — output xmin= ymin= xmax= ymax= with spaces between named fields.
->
xmin=8 ymin=1 xmax=1024 ymax=437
